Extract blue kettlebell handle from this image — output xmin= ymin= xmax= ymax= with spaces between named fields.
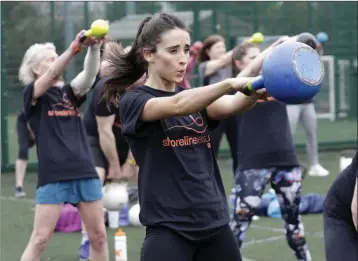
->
xmin=248 ymin=75 xmax=265 ymax=90
xmin=241 ymin=75 xmax=265 ymax=96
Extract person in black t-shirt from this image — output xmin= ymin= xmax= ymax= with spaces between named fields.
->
xmin=83 ymin=41 xmax=140 ymax=184
xmin=14 ymin=110 xmax=35 ymax=198
xmin=19 ymin=31 xmax=109 ymax=261
xmin=80 ymin=41 xmax=143 ymax=260
xmin=229 ymin=41 xmax=312 ymax=261
xmin=323 ymin=150 xmax=357 ymax=261
xmin=101 ymin=13 xmax=291 ymax=261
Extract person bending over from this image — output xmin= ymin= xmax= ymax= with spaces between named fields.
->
xmin=80 ymin=40 xmax=142 ymax=260
xmin=19 ymin=31 xmax=109 ymax=261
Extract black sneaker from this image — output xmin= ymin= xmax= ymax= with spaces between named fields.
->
xmin=15 ymin=187 xmax=26 ymax=198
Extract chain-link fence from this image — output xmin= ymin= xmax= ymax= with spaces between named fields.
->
xmin=1 ymin=1 xmax=357 ymax=171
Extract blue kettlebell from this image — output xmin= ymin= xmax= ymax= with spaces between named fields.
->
xmin=245 ymin=41 xmax=324 ymax=104
xmin=316 ymin=32 xmax=329 ymax=44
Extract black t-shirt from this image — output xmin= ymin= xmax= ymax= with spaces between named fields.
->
xmin=324 ymin=151 xmax=357 ymax=227
xmin=119 ymin=85 xmax=229 ymax=238
xmin=23 ymin=83 xmax=98 ymax=187
xmin=237 ymin=100 xmax=299 ymax=170
xmin=17 ymin=110 xmax=26 ymax=122
xmin=83 ymin=77 xmax=129 ymax=164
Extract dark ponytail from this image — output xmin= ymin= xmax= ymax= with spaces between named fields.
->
xmin=103 ymin=13 xmax=189 ymax=106
xmin=103 ymin=16 xmax=152 ymax=105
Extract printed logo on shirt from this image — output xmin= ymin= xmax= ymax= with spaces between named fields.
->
xmin=48 ymin=93 xmax=80 ymax=117
xmin=162 ymin=113 xmax=211 ymax=148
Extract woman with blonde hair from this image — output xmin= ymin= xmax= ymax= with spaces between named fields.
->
xmin=19 ymin=31 xmax=109 ymax=261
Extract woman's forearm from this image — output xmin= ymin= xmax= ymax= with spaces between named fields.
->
xmin=71 ymin=44 xmax=101 ymax=96
xmin=174 ymin=79 xmax=233 ymax=116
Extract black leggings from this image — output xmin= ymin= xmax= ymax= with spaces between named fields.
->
xmin=141 ymin=225 xmax=242 ymax=261
xmin=323 ymin=208 xmax=358 ymax=261
xmin=16 ymin=114 xmax=34 ymax=160
xmin=210 ymin=115 xmax=240 ymax=173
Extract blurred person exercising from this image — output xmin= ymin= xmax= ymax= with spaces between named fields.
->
xmin=180 ymin=41 xmax=202 ymax=89
xmin=14 ymin=109 xmax=36 ymax=197
xmin=315 ymin=31 xmax=329 ymax=56
xmin=286 ymin=34 xmax=329 ymax=177
xmin=230 ymin=40 xmax=312 ymax=261
xmin=198 ymin=35 xmax=239 ymax=173
xmin=80 ymin=41 xmax=143 ymax=260
xmin=323 ymin=150 xmax=357 ymax=261
xmin=102 ymin=13 xmax=278 ymax=261
xmin=19 ymin=31 xmax=109 ymax=261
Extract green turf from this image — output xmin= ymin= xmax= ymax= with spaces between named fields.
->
xmin=1 ymin=151 xmax=344 ymax=261
xmin=4 ymin=113 xmax=357 ymax=166
xmin=219 ymin=117 xmax=357 ymax=152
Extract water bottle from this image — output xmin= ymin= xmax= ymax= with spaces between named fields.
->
xmin=115 ymin=228 xmax=127 ymax=261
xmin=108 ymin=211 xmax=120 ymax=229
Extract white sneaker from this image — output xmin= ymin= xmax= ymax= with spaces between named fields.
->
xmin=252 ymin=215 xmax=260 ymax=221
xmin=308 ymin=164 xmax=329 ymax=177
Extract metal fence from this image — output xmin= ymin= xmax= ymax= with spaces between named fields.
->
xmin=1 ymin=1 xmax=357 ymax=172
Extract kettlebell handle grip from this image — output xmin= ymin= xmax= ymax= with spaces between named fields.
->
xmin=241 ymin=75 xmax=265 ymax=96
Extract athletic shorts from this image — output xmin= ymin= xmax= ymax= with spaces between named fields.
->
xmin=35 ymin=178 xmax=103 ymax=205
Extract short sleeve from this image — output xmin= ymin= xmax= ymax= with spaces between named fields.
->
xmin=95 ymin=95 xmax=116 ymax=117
xmin=200 ymin=109 xmax=219 ymax=132
xmin=23 ymin=82 xmax=38 ymax=119
xmin=92 ymin=81 xmax=116 ymax=117
xmin=66 ymin=85 xmax=87 ymax=107
xmin=119 ymin=91 xmax=154 ymax=137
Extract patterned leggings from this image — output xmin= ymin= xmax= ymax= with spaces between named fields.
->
xmin=229 ymin=167 xmax=312 ymax=261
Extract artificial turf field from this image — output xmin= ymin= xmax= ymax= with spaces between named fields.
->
xmin=1 ymin=150 xmax=349 ymax=261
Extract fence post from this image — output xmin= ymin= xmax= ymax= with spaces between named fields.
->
xmin=224 ymin=12 xmax=230 ymax=48
xmin=126 ymin=1 xmax=136 ymax=16
xmin=50 ymin=2 xmax=55 ymax=43
xmin=1 ymin=3 xmax=9 ymax=170
xmin=252 ymin=2 xmax=259 ymax=32
xmin=84 ymin=2 xmax=89 ymax=28
xmin=212 ymin=8 xmax=217 ymax=34
xmin=307 ymin=2 xmax=313 ymax=32
xmin=330 ymin=3 xmax=340 ymax=120
xmin=64 ymin=2 xmax=75 ymax=81
xmin=349 ymin=60 xmax=357 ymax=118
